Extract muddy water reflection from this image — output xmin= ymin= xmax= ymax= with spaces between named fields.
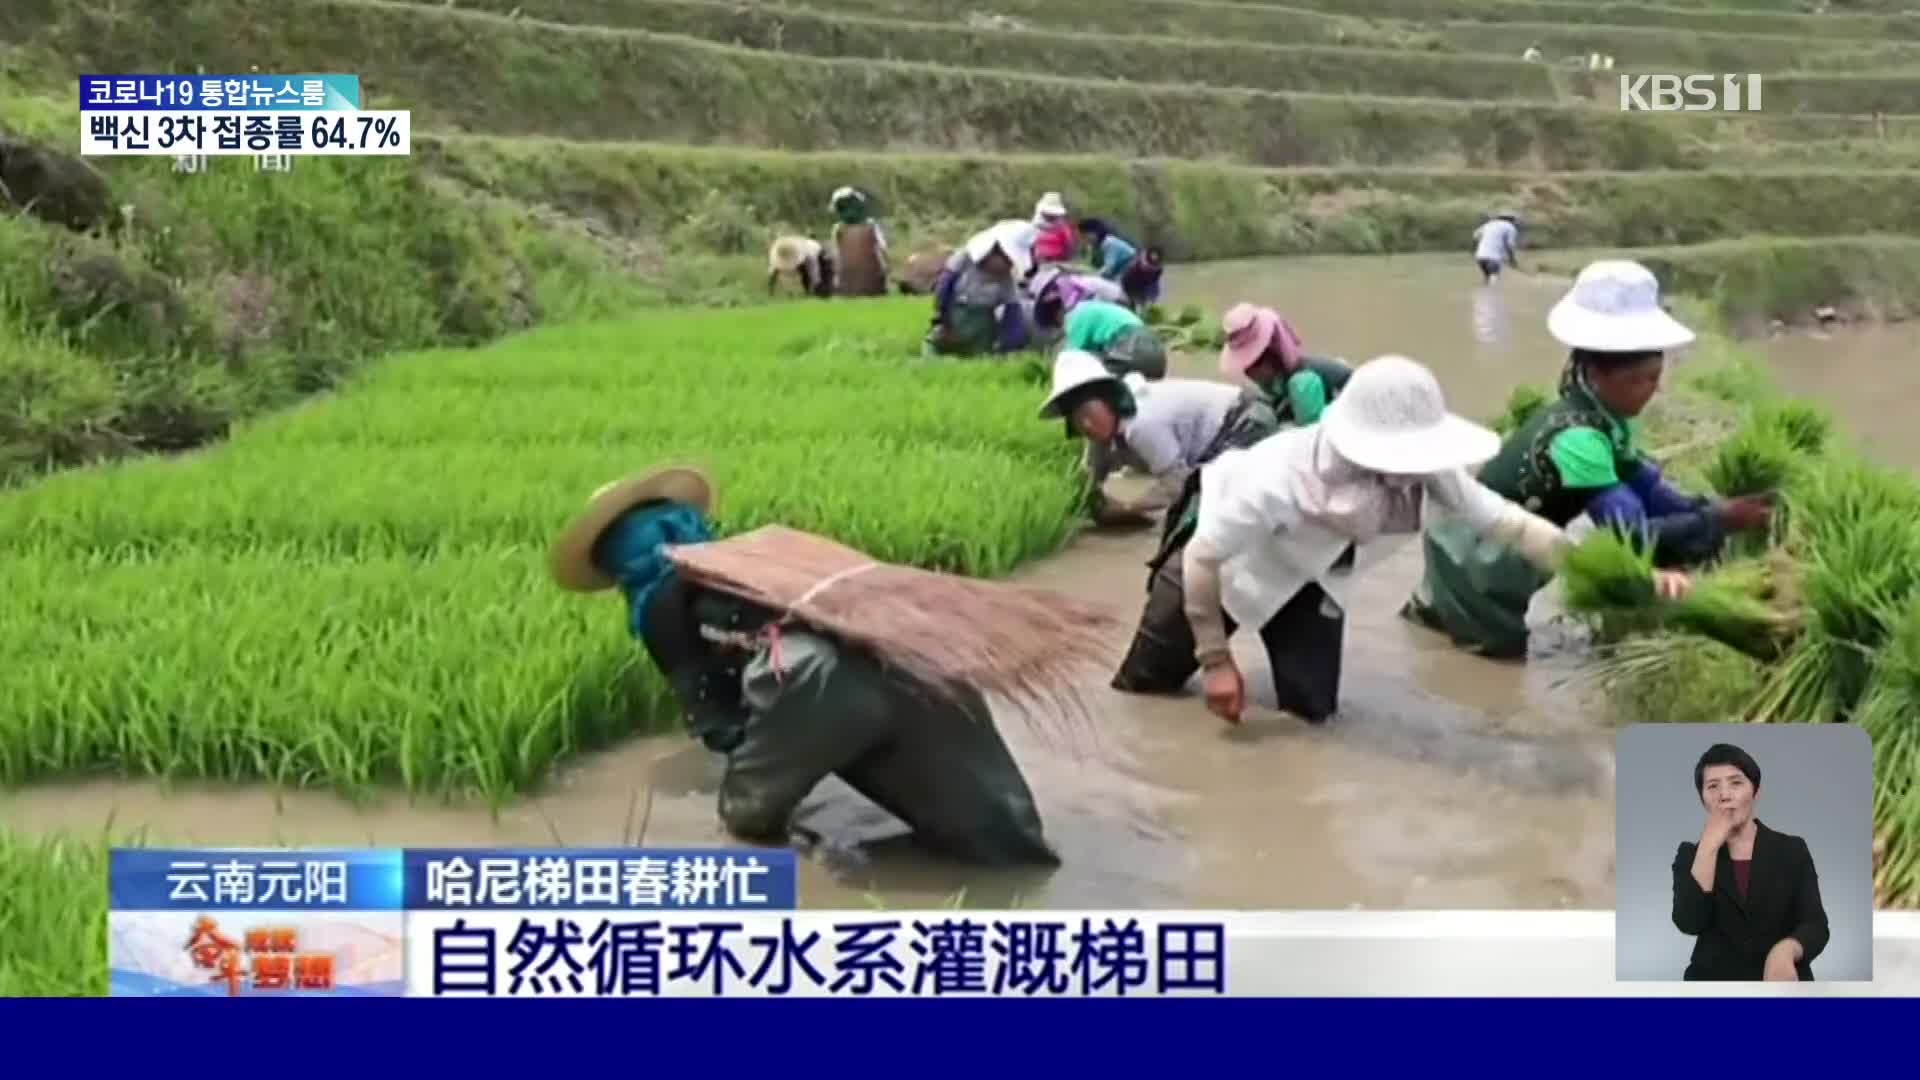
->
xmin=1752 ymin=321 xmax=1920 ymax=470
xmin=6 ymin=255 xmax=1634 ymax=911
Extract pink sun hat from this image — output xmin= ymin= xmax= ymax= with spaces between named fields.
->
xmin=1219 ymin=303 xmax=1302 ymax=378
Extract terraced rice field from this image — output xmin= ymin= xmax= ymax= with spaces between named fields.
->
xmin=5 ymin=0 xmax=1920 ymax=991
xmin=14 ymin=0 xmax=1920 ymax=263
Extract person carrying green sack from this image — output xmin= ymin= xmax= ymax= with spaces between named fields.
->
xmin=828 ymin=186 xmax=889 ymax=296
xmin=1404 ymin=260 xmax=1767 ymax=659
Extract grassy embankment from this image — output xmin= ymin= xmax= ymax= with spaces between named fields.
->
xmin=395 ymin=0 xmax=1920 ymax=117
xmin=462 ymin=0 xmax=1920 ymax=71
xmin=1209 ymin=0 xmax=1920 ymax=39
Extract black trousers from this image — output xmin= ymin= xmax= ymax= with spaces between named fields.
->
xmin=1110 ymin=541 xmax=1345 ymax=724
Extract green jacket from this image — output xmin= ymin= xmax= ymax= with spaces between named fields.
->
xmin=1268 ymin=356 xmax=1352 ymax=426
xmin=1477 ymin=382 xmax=1640 ymax=528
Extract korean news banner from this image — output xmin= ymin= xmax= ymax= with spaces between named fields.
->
xmin=77 ymin=73 xmax=411 ymax=161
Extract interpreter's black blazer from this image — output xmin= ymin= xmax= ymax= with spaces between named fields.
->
xmin=1671 ymin=819 xmax=1830 ymax=981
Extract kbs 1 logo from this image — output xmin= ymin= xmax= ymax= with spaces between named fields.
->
xmin=1619 ymin=74 xmax=1763 ymax=112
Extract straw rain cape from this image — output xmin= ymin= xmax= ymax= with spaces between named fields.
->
xmin=662 ymin=526 xmax=1122 ymax=743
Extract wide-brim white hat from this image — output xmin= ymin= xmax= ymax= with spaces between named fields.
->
xmin=968 ymin=220 xmax=1036 ymax=277
xmin=1547 ymin=259 xmax=1696 ymax=352
xmin=1035 ymin=192 xmax=1068 ymax=218
xmin=549 ymin=464 xmax=714 ymax=593
xmin=1038 ymin=350 xmax=1120 ymax=417
xmin=1319 ymin=355 xmax=1501 ymax=475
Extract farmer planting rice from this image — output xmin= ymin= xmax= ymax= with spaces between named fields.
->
xmin=1041 ymin=349 xmax=1278 ymax=535
xmin=1059 ymin=297 xmax=1168 ymax=381
xmin=1080 ymin=217 xmax=1165 ymax=307
xmin=925 ymin=221 xmax=1034 ymax=357
xmin=766 ymin=234 xmax=835 ymax=298
xmin=1026 ymin=265 xmax=1130 ymax=346
xmin=1472 ymin=213 xmax=1521 ymax=284
xmin=550 ymin=464 xmax=1120 ymax=867
xmin=1218 ymin=304 xmax=1352 ymax=426
xmin=1109 ymin=354 xmax=1693 ymax=722
xmin=828 ymin=186 xmax=889 ymax=297
xmin=1404 ymin=260 xmax=1769 ymax=659
xmin=1031 ymin=192 xmax=1076 ymax=265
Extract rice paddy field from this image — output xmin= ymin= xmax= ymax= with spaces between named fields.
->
xmin=6 ymin=0 xmax=1920 ymax=994
xmin=0 ymin=301 xmax=1081 ymax=802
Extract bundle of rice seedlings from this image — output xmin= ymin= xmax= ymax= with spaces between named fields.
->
xmin=1704 ymin=421 xmax=1798 ymax=498
xmin=1855 ymin=598 xmax=1920 ymax=907
xmin=1175 ymin=305 xmax=1203 ymax=327
xmin=1668 ymin=572 xmax=1802 ymax=662
xmin=1489 ymin=384 xmax=1549 ymax=436
xmin=1561 ymin=527 xmax=1657 ymax=612
xmin=1749 ymin=483 xmax=1920 ymax=722
xmin=664 ymin=525 xmax=1124 ymax=739
xmin=1142 ymin=304 xmax=1168 ymax=326
xmin=1784 ymin=455 xmax=1920 ymax=560
xmin=1561 ymin=531 xmax=1802 ymax=662
xmin=1753 ymin=399 xmax=1833 ymax=455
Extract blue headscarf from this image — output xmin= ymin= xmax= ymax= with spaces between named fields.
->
xmin=591 ymin=501 xmax=715 ymax=639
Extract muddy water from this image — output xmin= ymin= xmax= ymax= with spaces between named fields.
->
xmin=1752 ymin=321 xmax=1920 ymax=471
xmin=7 ymin=254 xmax=1779 ymax=913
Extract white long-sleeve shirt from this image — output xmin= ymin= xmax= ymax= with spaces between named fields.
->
xmin=1184 ymin=427 xmax=1555 ymax=633
xmin=1474 ymin=219 xmax=1518 ymax=264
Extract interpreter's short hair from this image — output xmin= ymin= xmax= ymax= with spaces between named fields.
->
xmin=1694 ymin=743 xmax=1762 ymax=800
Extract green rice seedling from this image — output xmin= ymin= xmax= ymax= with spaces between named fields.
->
xmin=0 ymin=303 xmax=1090 ymax=797
xmin=0 ymin=830 xmax=112 ymax=996
xmin=1585 ymin=633 xmax=1768 ymax=727
xmin=1748 ymin=464 xmax=1920 ymax=723
xmin=1563 ymin=532 xmax=1800 ymax=661
xmin=1489 ymin=384 xmax=1549 ymax=436
xmin=1667 ymin=570 xmax=1801 ymax=663
xmin=1854 ymin=599 xmax=1920 ymax=907
xmin=1753 ymin=399 xmax=1834 ymax=456
xmin=1142 ymin=304 xmax=1168 ymax=326
xmin=1704 ymin=422 xmax=1798 ymax=499
xmin=1175 ymin=305 xmax=1203 ymax=328
xmin=1561 ymin=527 xmax=1657 ymax=614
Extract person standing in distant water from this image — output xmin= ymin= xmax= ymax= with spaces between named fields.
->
xmin=1031 ymin=192 xmax=1077 ymax=266
xmin=1671 ymin=743 xmax=1830 ymax=981
xmin=828 ymin=186 xmax=889 ymax=296
xmin=1473 ymin=213 xmax=1521 ymax=284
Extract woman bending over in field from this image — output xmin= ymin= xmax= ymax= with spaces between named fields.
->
xmin=548 ymin=465 xmax=1060 ymax=867
xmin=1403 ymin=260 xmax=1769 ymax=659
